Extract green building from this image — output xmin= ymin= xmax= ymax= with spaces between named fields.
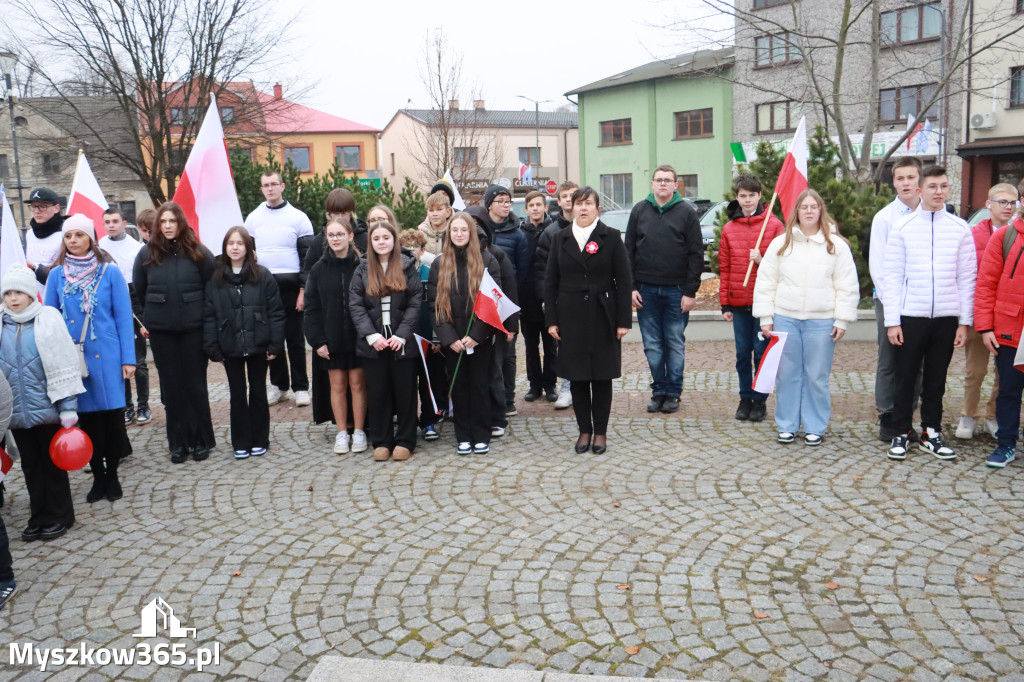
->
xmin=566 ymin=48 xmax=734 ymax=209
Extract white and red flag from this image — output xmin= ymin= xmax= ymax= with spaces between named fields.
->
xmin=775 ymin=116 xmax=808 ymax=222
xmin=0 ymin=446 xmax=12 ymax=485
xmin=171 ymin=94 xmax=243 ymax=254
xmin=753 ymin=331 xmax=789 ymax=394
xmin=414 ymin=333 xmax=442 ymax=416
xmin=473 ymin=269 xmax=519 ymax=335
xmin=67 ymin=151 xmax=110 ymax=238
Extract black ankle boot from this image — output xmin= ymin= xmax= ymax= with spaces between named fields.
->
xmin=106 ymin=457 xmax=123 ymax=501
xmin=86 ymin=476 xmax=106 ymax=503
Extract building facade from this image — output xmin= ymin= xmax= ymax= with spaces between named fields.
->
xmin=567 ymin=48 xmax=734 ymax=209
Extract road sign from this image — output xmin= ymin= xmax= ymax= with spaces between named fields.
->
xmin=546 ymin=180 xmax=558 ymax=195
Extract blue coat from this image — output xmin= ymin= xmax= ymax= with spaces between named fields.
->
xmin=0 ymin=315 xmax=78 ymax=429
xmin=45 ymin=262 xmax=135 ymax=412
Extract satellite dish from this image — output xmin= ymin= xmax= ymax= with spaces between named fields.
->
xmin=494 ymin=177 xmax=512 ymax=190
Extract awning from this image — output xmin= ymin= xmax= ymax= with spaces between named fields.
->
xmin=957 ymin=136 xmax=1024 ymax=158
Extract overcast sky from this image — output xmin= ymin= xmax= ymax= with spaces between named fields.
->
xmin=281 ymin=0 xmax=730 ymax=130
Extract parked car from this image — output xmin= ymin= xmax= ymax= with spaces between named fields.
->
xmin=600 ymin=209 xmax=630 ymax=234
xmin=700 ymin=201 xmax=728 ymax=271
xmin=968 ymin=208 xmax=990 ymax=227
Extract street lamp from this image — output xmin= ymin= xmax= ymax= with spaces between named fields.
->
xmin=0 ymin=51 xmax=27 ymax=230
xmin=516 ymin=95 xmax=552 ymax=183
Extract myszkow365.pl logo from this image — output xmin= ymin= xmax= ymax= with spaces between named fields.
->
xmin=9 ymin=597 xmax=222 ymax=673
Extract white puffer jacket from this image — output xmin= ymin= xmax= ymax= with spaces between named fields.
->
xmin=752 ymin=225 xmax=860 ymax=329
xmin=881 ymin=209 xmax=976 ymax=327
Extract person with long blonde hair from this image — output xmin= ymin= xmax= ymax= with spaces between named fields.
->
xmin=753 ymin=189 xmax=859 ymax=446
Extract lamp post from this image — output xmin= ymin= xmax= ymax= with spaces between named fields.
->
xmin=516 ymin=95 xmax=552 ymax=183
xmin=0 ymin=51 xmax=27 ymax=230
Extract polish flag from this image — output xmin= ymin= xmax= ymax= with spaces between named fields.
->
xmin=775 ymin=116 xmax=808 ymax=222
xmin=474 ymin=269 xmax=520 ymax=335
xmin=0 ymin=446 xmax=12 ymax=484
xmin=905 ymin=114 xmax=923 ymax=151
xmin=413 ymin=333 xmax=441 ymax=416
xmin=67 ymin=152 xmax=110 ymax=238
xmin=752 ymin=331 xmax=789 ymax=394
xmin=172 ymin=95 xmax=243 ymax=254
xmin=441 ymin=170 xmax=466 ymax=210
xmin=0 ymin=185 xmax=27 ymax=273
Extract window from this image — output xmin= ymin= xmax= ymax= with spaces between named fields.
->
xmin=335 ymin=145 xmax=361 ymax=170
xmin=453 ymin=147 xmax=477 ymax=166
xmin=1019 ymin=0 xmax=1023 ymax=13
xmin=674 ymin=109 xmax=713 ymax=139
xmin=230 ymin=146 xmax=253 ymax=163
xmin=600 ymin=173 xmax=633 ymax=207
xmin=169 ymin=149 xmax=187 ymax=175
xmin=753 ymin=0 xmax=788 ymax=7
xmin=114 ymin=201 xmax=137 ymax=224
xmin=518 ymin=147 xmax=540 ymax=165
xmin=169 ymin=107 xmax=197 ymax=126
xmin=678 ymin=174 xmax=698 ymax=199
xmin=1012 ymin=66 xmax=1024 ymax=108
xmin=42 ymin=153 xmax=60 ymax=175
xmin=878 ymin=83 xmax=938 ymax=123
xmin=881 ymin=3 xmax=941 ymax=46
xmin=755 ymin=32 xmax=799 ymax=68
xmin=600 ymin=118 xmax=632 ymax=146
xmin=756 ymin=100 xmax=801 ymax=133
xmin=220 ymin=107 xmax=235 ymax=125
xmin=284 ymin=146 xmax=311 ymax=173
xmin=0 ymin=154 xmax=7 ymax=178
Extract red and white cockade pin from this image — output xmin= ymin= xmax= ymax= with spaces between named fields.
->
xmin=585 ymin=240 xmax=599 ymax=254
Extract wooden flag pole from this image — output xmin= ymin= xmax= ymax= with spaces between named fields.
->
xmin=742 ymin=191 xmax=780 ymax=288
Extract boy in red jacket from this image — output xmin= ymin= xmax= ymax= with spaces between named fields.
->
xmin=974 ymin=181 xmax=1024 ymax=468
xmin=720 ymin=174 xmax=785 ymax=421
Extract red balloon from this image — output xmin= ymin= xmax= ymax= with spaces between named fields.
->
xmin=50 ymin=427 xmax=93 ymax=471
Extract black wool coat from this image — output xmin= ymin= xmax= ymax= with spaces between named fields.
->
xmin=202 ymin=265 xmax=286 ymax=361
xmin=348 ymin=252 xmax=422 ymax=360
xmin=303 ymin=247 xmax=360 ymax=356
xmin=544 ymin=220 xmax=633 ymax=381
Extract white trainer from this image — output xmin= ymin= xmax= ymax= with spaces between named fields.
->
xmin=351 ymin=430 xmax=368 ymax=453
xmin=955 ymin=416 xmax=975 ymax=439
xmin=294 ymin=390 xmax=311 ymax=407
xmin=334 ymin=432 xmax=350 ymax=454
xmin=554 ymin=384 xmax=572 ymax=410
xmin=986 ymin=419 xmax=999 ymax=438
xmin=267 ymin=386 xmax=283 ymax=405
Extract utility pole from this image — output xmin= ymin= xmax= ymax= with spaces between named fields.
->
xmin=516 ymin=95 xmax=552 ymax=183
xmin=0 ymin=51 xmax=27 ymax=231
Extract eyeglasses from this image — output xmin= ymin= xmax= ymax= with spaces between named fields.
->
xmin=367 ymin=216 xmax=388 ymax=224
xmin=260 ymin=182 xmax=282 ymax=189
xmin=29 ymin=204 xmax=55 ymax=211
xmin=652 ymin=179 xmax=676 ymax=185
xmin=989 ymin=199 xmax=1019 ymax=208
xmin=493 ymin=200 xmax=511 ymax=206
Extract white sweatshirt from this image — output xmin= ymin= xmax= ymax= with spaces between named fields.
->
xmin=98 ymin=234 xmax=144 ymax=285
xmin=244 ymin=200 xmax=314 ymax=274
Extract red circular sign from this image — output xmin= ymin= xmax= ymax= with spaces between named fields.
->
xmin=546 ymin=180 xmax=558 ymax=195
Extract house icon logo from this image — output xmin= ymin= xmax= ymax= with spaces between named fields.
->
xmin=133 ymin=597 xmax=197 ymax=638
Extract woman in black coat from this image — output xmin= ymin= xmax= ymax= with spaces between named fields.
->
xmin=134 ymin=201 xmax=217 ymax=463
xmin=203 ymin=226 xmax=286 ymax=459
xmin=545 ymin=187 xmax=632 ymax=454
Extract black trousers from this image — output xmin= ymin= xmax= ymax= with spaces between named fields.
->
xmin=224 ymin=355 xmax=270 ymax=451
xmin=364 ymin=352 xmax=418 ymax=450
xmin=124 ymin=313 xmax=150 ymax=409
xmin=0 ymin=509 xmax=12 ymax=582
xmin=78 ymin=409 xmax=130 ymax=487
xmin=892 ymin=316 xmax=959 ymax=433
xmin=446 ymin=341 xmax=493 ymax=444
xmin=571 ymin=380 xmax=614 ymax=436
xmin=149 ymin=329 xmax=216 ymax=452
xmin=417 ymin=348 xmax=447 ymax=426
xmin=521 ymin=304 xmax=557 ymax=390
xmin=489 ymin=338 xmax=508 ymax=427
xmin=12 ymin=424 xmax=73 ymax=528
xmin=270 ymin=280 xmax=309 ymax=392
xmin=503 ymin=334 xmax=517 ymax=408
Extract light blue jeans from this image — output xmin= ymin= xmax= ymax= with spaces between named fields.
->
xmin=773 ymin=315 xmax=836 ymax=436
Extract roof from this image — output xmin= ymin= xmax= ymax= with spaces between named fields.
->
xmin=398 ymin=109 xmax=577 ymax=129
xmin=957 ymin=136 xmax=1024 ymax=158
xmin=257 ymin=92 xmax=380 ymax=134
xmin=565 ymin=47 xmax=734 ymax=96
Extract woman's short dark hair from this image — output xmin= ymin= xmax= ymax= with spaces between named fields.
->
xmin=571 ymin=186 xmax=600 ymax=208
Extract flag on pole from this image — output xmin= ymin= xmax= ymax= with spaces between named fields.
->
xmin=473 ymin=269 xmax=520 ymax=335
xmin=0 ymin=446 xmax=12 ymax=485
xmin=441 ymin=169 xmax=466 ymax=210
xmin=67 ymin=151 xmax=110 ymax=238
xmin=775 ymin=116 xmax=808 ymax=222
xmin=0 ymin=184 xmax=28 ymax=277
xmin=752 ymin=331 xmax=788 ymax=394
xmin=905 ymin=114 xmax=922 ymax=151
xmin=414 ymin=334 xmax=442 ymax=416
xmin=172 ymin=94 xmax=243 ymax=254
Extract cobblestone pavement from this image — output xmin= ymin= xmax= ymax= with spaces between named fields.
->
xmin=1 ymin=340 xmax=1021 ymax=681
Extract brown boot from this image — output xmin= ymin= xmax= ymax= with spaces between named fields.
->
xmin=373 ymin=447 xmax=391 ymax=462
xmin=392 ymin=446 xmax=412 ymax=461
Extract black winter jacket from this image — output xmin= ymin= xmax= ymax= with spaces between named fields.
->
xmin=477 ymin=227 xmax=520 ymax=334
xmin=134 ymin=242 xmax=216 ymax=332
xmin=481 ymin=212 xmax=531 ymax=293
xmin=303 ymin=247 xmax=360 ymax=356
xmin=519 ymin=216 xmax=552 ymax=303
xmin=203 ymin=265 xmax=286 ymax=361
xmin=427 ymin=248 xmax=503 ymax=347
xmin=348 ymin=252 xmax=422 ymax=360
xmin=533 ymin=212 xmax=571 ymax=301
xmin=624 ymin=196 xmax=704 ymax=295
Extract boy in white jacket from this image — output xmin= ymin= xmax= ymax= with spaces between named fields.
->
xmin=882 ymin=166 xmax=976 ymax=461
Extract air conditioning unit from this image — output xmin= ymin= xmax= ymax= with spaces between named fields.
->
xmin=970 ymin=112 xmax=997 ymax=129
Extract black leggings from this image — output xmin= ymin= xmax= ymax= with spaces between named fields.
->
xmin=570 ymin=380 xmax=613 ymax=435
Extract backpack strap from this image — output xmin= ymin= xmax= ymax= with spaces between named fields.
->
xmin=1002 ymin=224 xmax=1018 ymax=263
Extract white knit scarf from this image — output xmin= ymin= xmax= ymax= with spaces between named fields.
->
xmin=0 ymin=301 xmax=85 ymax=403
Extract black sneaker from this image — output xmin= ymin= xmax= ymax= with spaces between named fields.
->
xmin=735 ymin=399 xmax=752 ymax=421
xmin=749 ymin=401 xmax=767 ymax=422
xmin=40 ymin=524 xmax=67 ymax=541
xmin=646 ymin=396 xmax=665 ymax=413
xmin=544 ymin=387 xmax=558 ymax=402
xmin=135 ymin=406 xmax=152 ymax=424
xmin=192 ymin=446 xmax=211 ymax=462
xmin=919 ymin=428 xmax=955 ymax=460
xmin=524 ymin=386 xmax=541 ymax=402
xmin=660 ymin=397 xmax=680 ymax=414
xmin=0 ymin=580 xmax=16 ymax=611
xmin=887 ymin=434 xmax=909 ymax=460
xmin=124 ymin=406 xmax=136 ymax=425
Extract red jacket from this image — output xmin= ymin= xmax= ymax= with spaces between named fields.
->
xmin=719 ymin=202 xmax=785 ymax=310
xmin=974 ymin=216 xmax=1024 ymax=348
xmin=972 ymin=219 xmax=996 ymax=265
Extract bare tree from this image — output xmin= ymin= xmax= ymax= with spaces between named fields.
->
xmin=2 ymin=0 xmax=299 ymax=204
xmin=407 ymin=28 xmax=503 ymax=190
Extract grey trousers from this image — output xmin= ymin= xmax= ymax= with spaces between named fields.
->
xmin=875 ymin=298 xmax=923 ymax=415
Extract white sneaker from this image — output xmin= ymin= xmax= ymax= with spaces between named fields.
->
xmin=334 ymin=432 xmax=350 ymax=454
xmin=986 ymin=419 xmax=999 ymax=438
xmin=955 ymin=416 xmax=975 ymax=439
xmin=294 ymin=390 xmax=311 ymax=407
xmin=554 ymin=385 xmax=572 ymax=410
xmin=351 ymin=430 xmax=368 ymax=453
xmin=267 ymin=386 xmax=283 ymax=405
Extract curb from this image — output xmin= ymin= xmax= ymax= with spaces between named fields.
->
xmin=308 ymin=657 xmax=700 ymax=681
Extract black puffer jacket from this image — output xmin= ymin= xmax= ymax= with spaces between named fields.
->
xmin=202 ymin=264 xmax=286 ymax=361
xmin=477 ymin=226 xmax=519 ymax=334
xmin=348 ymin=251 xmax=422 ymax=360
xmin=303 ymin=247 xmax=360 ymax=356
xmin=134 ymin=241 xmax=216 ymax=332
xmin=520 ymin=215 xmax=553 ymax=303
xmin=533 ymin=212 xmax=571 ymax=301
xmin=428 ymin=248 xmax=502 ymax=347
xmin=304 ymin=217 xmax=368 ymax=274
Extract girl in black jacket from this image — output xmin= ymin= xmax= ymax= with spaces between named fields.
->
xmin=428 ymin=213 xmax=503 ymax=456
xmin=349 ymin=221 xmax=421 ymax=463
xmin=203 ymin=227 xmax=286 ymax=459
xmin=303 ymin=217 xmax=367 ymax=456
xmin=134 ymin=201 xmax=217 ymax=463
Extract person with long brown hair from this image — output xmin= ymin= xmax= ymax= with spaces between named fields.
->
xmin=133 ymin=201 xmax=217 ymax=463
xmin=753 ymin=189 xmax=859 ymax=447
xmin=349 ymin=221 xmax=421 ymax=462
xmin=428 ymin=212 xmax=503 ymax=455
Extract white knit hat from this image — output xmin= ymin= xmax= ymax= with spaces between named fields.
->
xmin=62 ymin=213 xmax=96 ymax=240
xmin=2 ymin=265 xmax=38 ymax=298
